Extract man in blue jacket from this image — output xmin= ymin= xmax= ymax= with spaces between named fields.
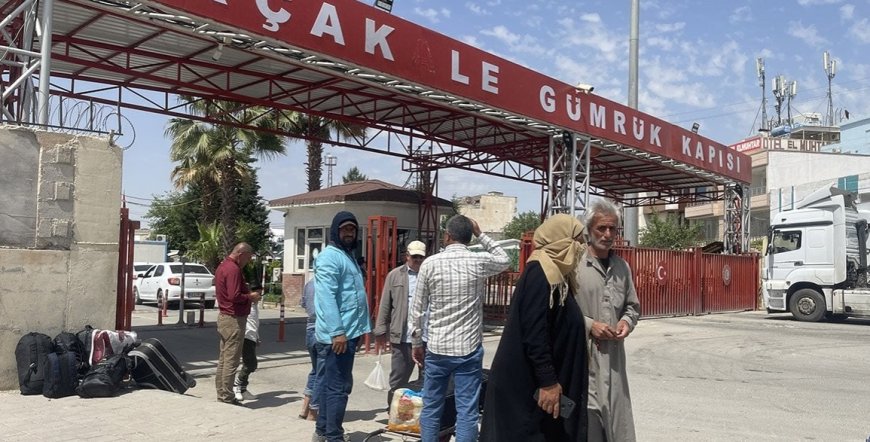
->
xmin=313 ymin=211 xmax=371 ymax=442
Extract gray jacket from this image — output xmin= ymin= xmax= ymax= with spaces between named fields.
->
xmin=373 ymin=264 xmax=411 ymax=344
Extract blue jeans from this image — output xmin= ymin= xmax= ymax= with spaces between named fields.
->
xmin=314 ymin=337 xmax=359 ymax=442
xmin=304 ymin=326 xmax=325 ymax=410
xmin=421 ymin=345 xmax=483 ymax=442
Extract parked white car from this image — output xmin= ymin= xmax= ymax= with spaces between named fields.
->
xmin=134 ymin=262 xmax=216 ymax=308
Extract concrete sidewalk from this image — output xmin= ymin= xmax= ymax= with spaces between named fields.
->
xmin=0 ymin=304 xmax=500 ymax=441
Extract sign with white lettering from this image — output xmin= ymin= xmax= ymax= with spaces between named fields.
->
xmin=154 ymin=0 xmax=751 ymax=183
xmin=728 ymin=136 xmax=762 ymax=153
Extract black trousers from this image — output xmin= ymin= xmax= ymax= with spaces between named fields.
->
xmin=237 ymin=338 xmax=258 ymax=387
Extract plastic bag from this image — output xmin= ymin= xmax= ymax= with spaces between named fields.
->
xmin=364 ymin=351 xmax=389 ymax=391
xmin=387 ymin=388 xmax=423 ymax=433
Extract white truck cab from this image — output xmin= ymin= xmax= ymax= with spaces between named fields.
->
xmin=763 ymin=185 xmax=870 ymax=321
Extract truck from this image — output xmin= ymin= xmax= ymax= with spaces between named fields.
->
xmin=763 ymin=185 xmax=870 ymax=321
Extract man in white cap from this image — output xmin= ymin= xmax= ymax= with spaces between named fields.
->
xmin=374 ymin=240 xmax=428 ymax=389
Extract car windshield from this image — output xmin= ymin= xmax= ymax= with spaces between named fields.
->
xmin=134 ymin=265 xmax=152 ymax=272
xmin=169 ymin=264 xmax=211 ymax=274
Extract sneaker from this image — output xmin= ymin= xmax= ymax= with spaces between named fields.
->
xmin=311 ymin=434 xmax=326 ymax=442
xmin=240 ymin=389 xmax=257 ymax=401
xmin=233 ymin=386 xmax=243 ymax=402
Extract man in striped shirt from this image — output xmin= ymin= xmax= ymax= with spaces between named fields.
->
xmin=409 ymin=215 xmax=510 ymax=442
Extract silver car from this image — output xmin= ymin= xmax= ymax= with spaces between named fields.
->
xmin=134 ymin=262 xmax=216 ymax=308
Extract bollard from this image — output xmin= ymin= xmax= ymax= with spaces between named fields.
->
xmin=161 ymin=292 xmax=169 ymax=317
xmin=277 ymin=297 xmax=285 ymax=342
xmin=157 ymin=292 xmax=163 ymax=326
xmin=198 ymin=293 xmax=205 ymax=328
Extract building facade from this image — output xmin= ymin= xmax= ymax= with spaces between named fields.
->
xmin=458 ymin=191 xmax=517 ymax=240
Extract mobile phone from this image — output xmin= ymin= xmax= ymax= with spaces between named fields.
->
xmin=533 ymin=389 xmax=577 ymax=419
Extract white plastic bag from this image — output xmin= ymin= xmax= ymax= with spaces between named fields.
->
xmin=364 ymin=350 xmax=389 ymax=391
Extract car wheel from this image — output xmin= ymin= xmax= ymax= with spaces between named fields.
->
xmin=205 ymin=300 xmax=215 ymax=309
xmin=134 ymin=287 xmax=142 ymax=305
xmin=788 ymin=288 xmax=826 ymax=322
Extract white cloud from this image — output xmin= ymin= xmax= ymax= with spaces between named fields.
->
xmin=655 ymin=22 xmax=685 ymax=33
xmin=480 ymin=25 xmax=549 ymax=56
xmin=413 ymin=7 xmax=451 ymax=23
xmin=481 ymin=25 xmax=520 ymax=46
xmin=840 ymin=4 xmax=855 ymax=20
xmin=787 ymin=20 xmax=829 ymax=47
xmin=797 ymin=0 xmax=841 ymax=4
xmin=850 ymin=18 xmax=870 ymax=43
xmin=465 ymin=2 xmax=490 ymax=16
xmin=580 ymin=13 xmax=602 ymax=24
xmin=729 ymin=6 xmax=752 ymax=23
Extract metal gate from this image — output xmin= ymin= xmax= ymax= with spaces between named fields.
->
xmin=483 ymin=247 xmax=759 ymax=324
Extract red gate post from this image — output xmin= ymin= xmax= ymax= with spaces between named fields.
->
xmin=277 ymin=297 xmax=285 ymax=342
xmin=693 ymin=247 xmax=703 ymax=315
xmin=199 ymin=293 xmax=205 ymax=327
xmin=157 ymin=292 xmax=163 ymax=326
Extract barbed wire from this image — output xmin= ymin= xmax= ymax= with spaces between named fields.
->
xmin=46 ymin=97 xmax=137 ymax=150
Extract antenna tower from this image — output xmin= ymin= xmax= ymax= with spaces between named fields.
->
xmin=823 ymin=51 xmax=836 ymax=126
xmin=756 ymin=58 xmax=768 ymax=131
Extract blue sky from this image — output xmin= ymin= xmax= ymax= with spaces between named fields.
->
xmin=122 ymin=0 xmax=870 ymax=229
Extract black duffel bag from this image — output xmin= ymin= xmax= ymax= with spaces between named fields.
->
xmin=77 ymin=354 xmax=129 ymax=398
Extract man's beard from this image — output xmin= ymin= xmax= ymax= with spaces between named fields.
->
xmin=341 ymin=236 xmax=355 ymax=249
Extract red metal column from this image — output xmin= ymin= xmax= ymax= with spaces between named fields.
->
xmin=364 ymin=216 xmax=398 ymax=354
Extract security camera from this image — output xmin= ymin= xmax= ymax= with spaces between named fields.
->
xmin=575 ymin=83 xmax=594 ymax=94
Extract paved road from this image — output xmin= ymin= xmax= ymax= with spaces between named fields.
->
xmin=630 ymin=311 xmax=870 ymax=441
xmin=2 ymin=307 xmax=869 ymax=441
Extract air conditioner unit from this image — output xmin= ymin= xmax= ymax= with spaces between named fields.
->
xmin=154 ymin=234 xmax=167 ymax=242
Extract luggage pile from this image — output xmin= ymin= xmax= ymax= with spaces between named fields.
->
xmin=14 ymin=327 xmax=195 ymax=399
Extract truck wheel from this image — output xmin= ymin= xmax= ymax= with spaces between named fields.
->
xmin=789 ymin=289 xmax=826 ymax=322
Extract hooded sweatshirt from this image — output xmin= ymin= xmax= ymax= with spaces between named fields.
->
xmin=314 ymin=211 xmax=371 ymax=344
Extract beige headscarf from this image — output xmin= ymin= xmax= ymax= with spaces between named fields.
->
xmin=526 ymin=213 xmax=587 ymax=307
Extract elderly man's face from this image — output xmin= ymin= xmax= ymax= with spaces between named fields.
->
xmin=589 ymin=213 xmax=618 ymax=257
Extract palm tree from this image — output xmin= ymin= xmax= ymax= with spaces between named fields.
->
xmin=289 ymin=114 xmax=367 ymax=191
xmin=166 ymin=98 xmax=285 ymax=254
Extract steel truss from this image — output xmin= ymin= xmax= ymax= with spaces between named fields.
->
xmin=2 ymin=0 xmax=752 ymax=250
xmin=724 ymin=184 xmax=750 ymax=254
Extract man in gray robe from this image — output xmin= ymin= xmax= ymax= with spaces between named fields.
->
xmin=573 ymin=199 xmax=641 ymax=442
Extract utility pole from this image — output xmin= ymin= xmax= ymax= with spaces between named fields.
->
xmin=823 ymin=51 xmax=836 ymax=126
xmin=756 ymin=57 xmax=767 ymax=131
xmin=623 ymin=0 xmax=640 ymax=246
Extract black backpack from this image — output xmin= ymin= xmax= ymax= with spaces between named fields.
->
xmin=76 ymin=325 xmax=95 ymax=369
xmin=77 ymin=354 xmax=129 ymax=398
xmin=53 ymin=332 xmax=87 ymax=374
xmin=15 ymin=332 xmax=53 ymax=395
xmin=42 ymin=352 xmax=80 ymax=399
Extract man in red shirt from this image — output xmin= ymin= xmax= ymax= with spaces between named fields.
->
xmin=214 ymin=242 xmax=262 ymax=405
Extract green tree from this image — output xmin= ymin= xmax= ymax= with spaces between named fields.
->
xmin=145 ymin=190 xmax=202 ymax=256
xmin=145 ymin=172 xmax=272 ymax=264
xmin=187 ymin=221 xmax=223 ymax=271
xmin=342 ymin=166 xmax=368 ymax=183
xmin=639 ymin=213 xmax=702 ymax=249
xmin=503 ymin=210 xmax=543 ymax=240
xmin=287 ymin=115 xmax=366 ymax=191
xmin=165 ymin=98 xmax=285 ymax=254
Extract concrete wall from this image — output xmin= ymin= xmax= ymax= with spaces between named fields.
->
xmin=459 ymin=192 xmax=517 ymax=239
xmin=0 ymin=127 xmax=121 ymax=390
